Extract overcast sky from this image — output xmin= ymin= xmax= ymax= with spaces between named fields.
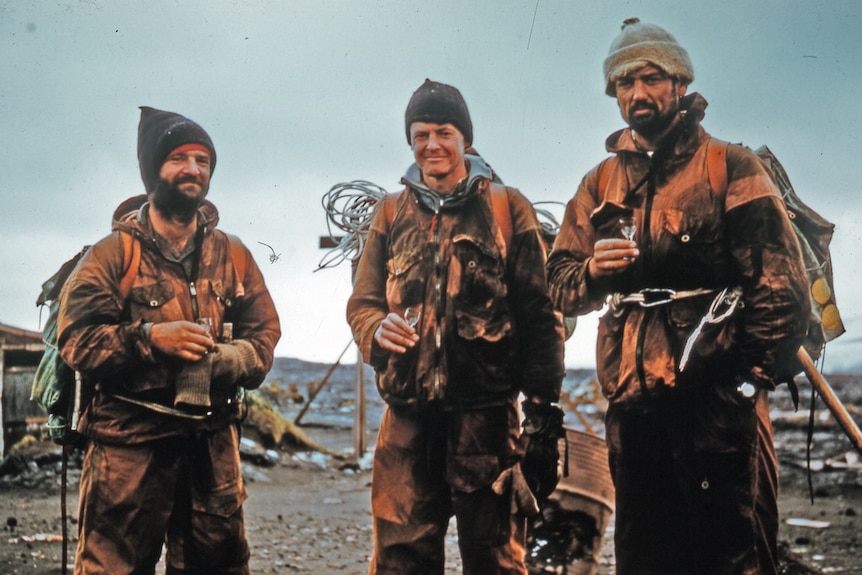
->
xmin=1 ymin=0 xmax=860 ymax=371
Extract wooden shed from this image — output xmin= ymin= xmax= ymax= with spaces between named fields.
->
xmin=0 ymin=322 xmax=45 ymax=457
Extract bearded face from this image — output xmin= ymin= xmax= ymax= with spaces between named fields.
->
xmin=150 ymin=174 xmax=208 ymax=220
xmin=151 ymin=148 xmax=212 ymax=221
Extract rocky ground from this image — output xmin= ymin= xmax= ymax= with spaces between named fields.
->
xmin=1 ymin=360 xmax=860 ymax=574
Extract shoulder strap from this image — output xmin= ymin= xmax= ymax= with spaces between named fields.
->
xmin=596 ymin=156 xmax=618 ymax=195
xmin=225 ymin=233 xmax=248 ymax=281
xmin=383 ymin=191 xmax=402 ymax=229
xmin=707 ymin=137 xmax=729 ymax=196
xmin=118 ymin=231 xmax=141 ymax=299
xmin=384 ymin=186 xmax=512 ymax=248
xmin=488 ymin=183 xmax=512 ymax=249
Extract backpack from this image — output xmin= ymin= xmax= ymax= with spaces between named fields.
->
xmin=31 ymin=232 xmax=141 ymax=445
xmin=596 ymin=139 xmax=844 ymax=386
xmin=31 ymin=230 xmax=249 ymax=445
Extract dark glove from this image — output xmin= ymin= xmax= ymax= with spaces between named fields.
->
xmin=521 ymin=401 xmax=565 ymax=501
xmin=211 ymin=340 xmax=260 ymax=387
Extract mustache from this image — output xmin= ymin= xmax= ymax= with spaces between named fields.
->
xmin=629 ymin=102 xmax=658 ymax=115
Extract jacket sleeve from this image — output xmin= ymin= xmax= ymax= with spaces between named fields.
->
xmin=224 ymin=240 xmax=281 ymax=390
xmin=507 ymin=189 xmax=565 ymax=403
xmin=58 ymin=233 xmax=148 ymax=377
xmin=346 ymin=204 xmax=390 ymax=369
xmin=724 ymin=147 xmax=811 ymax=385
xmin=547 ymin=167 xmax=610 ymax=317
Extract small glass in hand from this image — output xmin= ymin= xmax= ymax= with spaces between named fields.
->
xmin=619 ymin=216 xmax=637 ymax=242
xmin=403 ymin=307 xmax=422 ymax=329
xmin=619 ymin=216 xmax=637 ymax=261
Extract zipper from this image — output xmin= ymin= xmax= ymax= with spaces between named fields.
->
xmin=432 ymin=210 xmax=443 ymax=400
xmin=635 ymin=164 xmax=656 ymax=398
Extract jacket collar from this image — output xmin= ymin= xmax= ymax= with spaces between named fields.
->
xmin=401 ymin=154 xmax=493 ymax=213
xmin=605 ymin=92 xmax=709 ymax=160
xmin=112 ymin=194 xmax=220 ymax=238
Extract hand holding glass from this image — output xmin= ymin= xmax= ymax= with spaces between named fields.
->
xmin=619 ymin=216 xmax=637 ymax=241
xmin=619 ymin=216 xmax=637 ymax=262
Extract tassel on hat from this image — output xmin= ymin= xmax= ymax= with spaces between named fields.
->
xmin=137 ymin=106 xmax=216 ymax=193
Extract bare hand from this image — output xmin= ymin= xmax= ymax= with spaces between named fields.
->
xmin=588 ymin=238 xmax=639 ymax=279
xmin=374 ymin=312 xmax=419 ymax=354
xmin=149 ymin=320 xmax=214 ymax=361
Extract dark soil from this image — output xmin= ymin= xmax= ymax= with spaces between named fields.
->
xmin=1 ymin=362 xmax=859 ymax=574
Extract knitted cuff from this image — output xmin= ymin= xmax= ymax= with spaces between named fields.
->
xmin=174 ymin=354 xmax=213 ymax=408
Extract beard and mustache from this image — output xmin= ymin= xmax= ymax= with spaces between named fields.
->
xmin=150 ymin=175 xmax=208 ymax=221
xmin=626 ymin=98 xmax=679 ymax=140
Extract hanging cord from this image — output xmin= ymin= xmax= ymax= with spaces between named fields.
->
xmin=805 ymin=344 xmax=828 ymax=504
xmin=317 ymin=181 xmax=562 ymax=269
xmin=317 ymin=180 xmax=389 ymax=271
xmin=531 ymin=201 xmax=565 ymax=244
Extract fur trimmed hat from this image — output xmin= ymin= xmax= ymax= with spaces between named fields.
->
xmin=404 ymin=79 xmax=473 ymax=146
xmin=603 ymin=18 xmax=694 ymax=97
xmin=137 ymin=106 xmax=216 ymax=193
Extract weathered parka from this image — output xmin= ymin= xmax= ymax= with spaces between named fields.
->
xmin=547 ymin=93 xmax=809 ymax=404
xmin=58 ymin=195 xmax=281 ymax=442
xmin=347 ymin=157 xmax=564 ymax=408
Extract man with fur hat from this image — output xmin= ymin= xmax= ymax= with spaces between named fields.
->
xmin=347 ymin=79 xmax=565 ymax=574
xmin=58 ymin=107 xmax=281 ymax=574
xmin=547 ymin=19 xmax=809 ymax=574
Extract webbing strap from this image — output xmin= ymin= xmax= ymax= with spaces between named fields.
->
xmin=383 ymin=184 xmax=513 ymax=250
xmin=118 ymin=231 xmax=140 ymax=299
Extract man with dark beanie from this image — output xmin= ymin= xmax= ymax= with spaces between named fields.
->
xmin=348 ymin=79 xmax=565 ymax=574
xmin=547 ymin=19 xmax=809 ymax=574
xmin=58 ymin=106 xmax=280 ymax=575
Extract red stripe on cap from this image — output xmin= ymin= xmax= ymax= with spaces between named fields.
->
xmin=167 ymin=143 xmax=211 ymax=157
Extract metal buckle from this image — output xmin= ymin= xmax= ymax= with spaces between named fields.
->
xmin=637 ymin=288 xmax=677 ymax=308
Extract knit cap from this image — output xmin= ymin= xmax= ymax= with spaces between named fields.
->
xmin=137 ymin=106 xmax=216 ymax=193
xmin=404 ymin=79 xmax=473 ymax=146
xmin=603 ymin=18 xmax=694 ymax=97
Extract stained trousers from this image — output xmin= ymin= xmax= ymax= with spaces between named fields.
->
xmin=74 ymin=425 xmax=249 ymax=575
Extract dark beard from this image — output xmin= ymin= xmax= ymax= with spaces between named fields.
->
xmin=150 ymin=177 xmax=204 ymax=221
xmin=627 ymin=101 xmax=678 ymax=140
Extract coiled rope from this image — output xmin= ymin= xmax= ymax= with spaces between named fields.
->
xmin=318 ymin=183 xmax=566 ymax=270
xmin=318 ymin=180 xmax=388 ymax=271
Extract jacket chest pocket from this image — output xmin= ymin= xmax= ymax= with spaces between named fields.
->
xmin=449 ymin=235 xmax=511 ymax=341
xmin=386 ymin=245 xmax=429 ymax=311
xmin=655 ymin=208 xmax=728 ymax=276
xmin=128 ymin=280 xmax=181 ymax=322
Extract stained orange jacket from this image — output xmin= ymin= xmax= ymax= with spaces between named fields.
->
xmin=547 ymin=93 xmax=809 ymax=404
xmin=58 ymin=196 xmax=281 ymax=442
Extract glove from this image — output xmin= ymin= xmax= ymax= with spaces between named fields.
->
xmin=211 ymin=340 xmax=260 ymax=387
xmin=492 ymin=462 xmax=540 ymax=517
xmin=520 ymin=401 xmax=565 ymax=501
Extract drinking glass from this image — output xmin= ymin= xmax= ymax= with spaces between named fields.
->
xmin=403 ymin=307 xmax=421 ymax=329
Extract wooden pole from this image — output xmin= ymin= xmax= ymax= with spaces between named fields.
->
xmin=797 ymin=346 xmax=862 ymax=454
xmin=293 ymin=339 xmax=353 ymax=425
xmin=354 ymin=348 xmax=366 ymax=458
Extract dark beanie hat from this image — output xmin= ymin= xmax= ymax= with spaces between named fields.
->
xmin=404 ymin=79 xmax=473 ymax=146
xmin=137 ymin=106 xmax=216 ymax=193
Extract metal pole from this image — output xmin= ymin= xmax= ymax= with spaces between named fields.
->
xmin=797 ymin=346 xmax=862 ymax=454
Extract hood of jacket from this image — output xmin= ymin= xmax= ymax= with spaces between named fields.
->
xmin=110 ymin=194 xmax=221 ymax=239
xmin=400 ymin=154 xmax=493 ymax=214
xmin=605 ymin=92 xmax=709 ymax=167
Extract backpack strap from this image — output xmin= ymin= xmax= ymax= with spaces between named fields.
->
xmin=707 ymin=137 xmax=730 ymax=196
xmin=596 ymin=155 xmax=618 ymax=196
xmin=118 ymin=231 xmax=141 ymax=299
xmin=225 ymin=233 xmax=248 ymax=282
xmin=488 ymin=182 xmax=512 ymax=249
